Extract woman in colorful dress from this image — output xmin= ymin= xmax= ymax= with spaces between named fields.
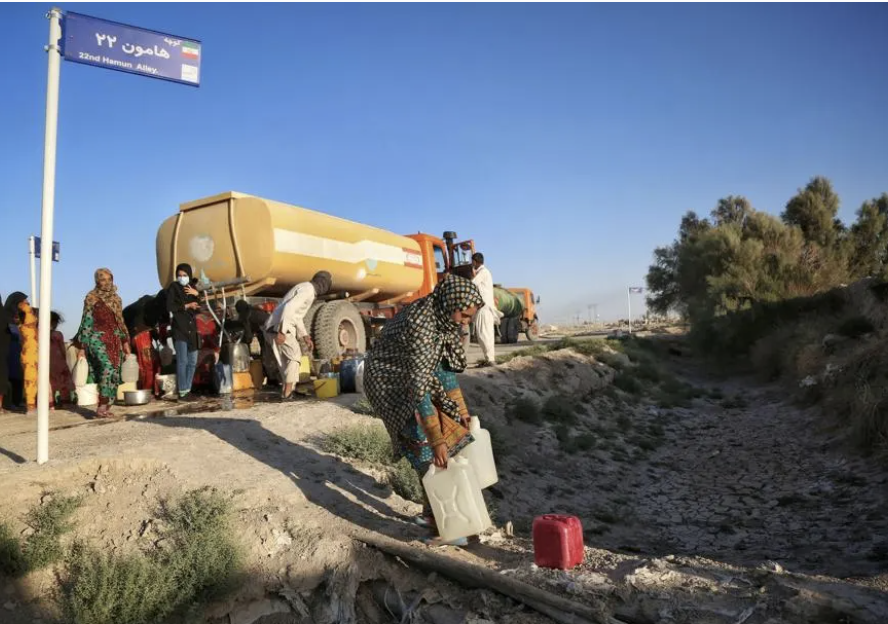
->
xmin=49 ymin=311 xmax=75 ymax=407
xmin=363 ymin=274 xmax=484 ymax=546
xmin=4 ymin=293 xmax=38 ymax=412
xmin=73 ymin=269 xmax=131 ymax=418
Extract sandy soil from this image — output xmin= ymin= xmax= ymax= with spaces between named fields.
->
xmin=1 ymin=339 xmax=886 ymax=624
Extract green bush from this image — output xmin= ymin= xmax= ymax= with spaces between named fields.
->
xmin=351 ymin=397 xmax=376 ymax=416
xmin=542 ymin=396 xmax=578 ymax=425
xmin=0 ymin=522 xmax=26 ymax=577
xmin=507 ymin=396 xmax=542 ymax=424
xmin=59 ymin=488 xmax=241 ymax=624
xmin=389 ymin=459 xmax=424 ymax=503
xmin=0 ymin=493 xmax=82 ymax=577
xmin=613 ymin=373 xmax=643 ymax=395
xmin=322 ymin=422 xmax=393 ymax=465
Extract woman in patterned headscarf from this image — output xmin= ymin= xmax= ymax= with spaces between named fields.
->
xmin=364 ymin=274 xmax=485 ymax=545
xmin=73 ymin=269 xmax=131 ymax=418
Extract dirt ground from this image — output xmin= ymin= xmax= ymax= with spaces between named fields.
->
xmin=1 ymin=338 xmax=887 ymax=624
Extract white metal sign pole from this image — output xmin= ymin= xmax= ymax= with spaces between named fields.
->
xmin=36 ymin=7 xmax=62 ymax=465
xmin=29 ymin=236 xmax=38 ymax=307
xmin=627 ymin=288 xmax=632 ymax=335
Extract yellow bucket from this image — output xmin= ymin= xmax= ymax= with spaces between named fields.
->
xmin=299 ymin=355 xmax=312 ymax=383
xmin=313 ymin=377 xmax=340 ymax=399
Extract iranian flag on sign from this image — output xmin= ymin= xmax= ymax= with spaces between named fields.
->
xmin=182 ymin=42 xmax=200 ymax=59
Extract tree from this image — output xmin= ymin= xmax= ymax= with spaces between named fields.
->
xmin=710 ymin=196 xmax=753 ymax=228
xmin=848 ymin=193 xmax=888 ymax=279
xmin=781 ymin=176 xmax=842 ymax=248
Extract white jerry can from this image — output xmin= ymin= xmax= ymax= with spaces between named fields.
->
xmin=422 ymin=456 xmax=492 ymax=541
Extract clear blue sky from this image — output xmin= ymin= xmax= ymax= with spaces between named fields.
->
xmin=2 ymin=3 xmax=887 ymax=330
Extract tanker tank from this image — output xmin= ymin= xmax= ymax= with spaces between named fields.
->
xmin=156 ymin=192 xmax=425 ymax=302
xmin=494 ymin=286 xmax=525 ymax=318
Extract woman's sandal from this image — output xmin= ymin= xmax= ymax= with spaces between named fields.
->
xmin=421 ymin=536 xmax=469 ymax=547
xmin=413 ymin=516 xmax=435 ymax=529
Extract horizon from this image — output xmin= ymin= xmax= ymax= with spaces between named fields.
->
xmin=2 ymin=3 xmax=887 ymax=330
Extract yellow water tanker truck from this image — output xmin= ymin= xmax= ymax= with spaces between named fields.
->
xmin=156 ymin=192 xmax=491 ymax=359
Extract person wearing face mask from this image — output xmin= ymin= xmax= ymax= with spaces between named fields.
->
xmin=167 ymin=263 xmax=201 ymax=401
xmin=363 ymin=274 xmax=485 ymax=546
xmin=263 ymin=271 xmax=333 ymax=400
xmin=73 ymin=269 xmax=131 ymax=418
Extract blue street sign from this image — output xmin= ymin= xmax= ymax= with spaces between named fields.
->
xmin=61 ymin=12 xmax=201 ymax=87
xmin=34 ymin=237 xmax=60 ymax=263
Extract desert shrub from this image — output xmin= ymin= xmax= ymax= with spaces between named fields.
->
xmin=598 ymin=352 xmax=628 ymax=370
xmin=635 ymin=361 xmax=663 ymax=383
xmin=507 ymin=396 xmax=542 ymax=424
xmin=389 ymin=459 xmax=424 ymax=503
xmin=836 ymin=316 xmax=876 ymax=338
xmin=59 ymin=488 xmax=241 ymax=624
xmin=0 ymin=522 xmax=25 ymax=577
xmin=542 ymin=395 xmax=578 ymax=425
xmin=23 ymin=494 xmax=82 ymax=572
xmin=613 ymin=373 xmax=643 ymax=395
xmin=351 ymin=397 xmax=375 ymax=415
xmin=321 ymin=422 xmax=393 ymax=465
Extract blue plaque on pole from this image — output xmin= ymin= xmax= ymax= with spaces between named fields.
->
xmin=34 ymin=237 xmax=61 ymax=262
xmin=61 ymin=11 xmax=201 ymax=87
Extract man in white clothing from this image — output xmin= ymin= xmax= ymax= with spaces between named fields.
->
xmin=471 ymin=253 xmax=502 ymax=366
xmin=264 ymin=271 xmax=333 ymax=399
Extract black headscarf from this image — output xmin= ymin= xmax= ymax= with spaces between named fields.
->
xmin=0 ymin=293 xmax=7 ymax=328
xmin=4 ymin=292 xmax=27 ymax=323
xmin=311 ymin=271 xmax=333 ymax=296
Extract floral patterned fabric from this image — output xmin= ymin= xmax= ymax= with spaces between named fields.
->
xmin=76 ymin=300 xmax=127 ymax=402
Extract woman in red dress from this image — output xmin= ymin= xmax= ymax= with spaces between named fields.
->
xmin=49 ymin=311 xmax=75 ymax=407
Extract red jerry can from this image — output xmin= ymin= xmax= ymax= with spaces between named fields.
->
xmin=532 ymin=514 xmax=584 ymax=569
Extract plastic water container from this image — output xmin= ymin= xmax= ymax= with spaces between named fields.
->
xmin=355 ymin=359 xmax=365 ymax=396
xmin=532 ymin=514 xmax=584 ymax=570
xmin=339 ymin=356 xmax=364 ymax=393
xmin=422 ymin=456 xmax=492 ymax=542
xmin=214 ymin=361 xmax=233 ymax=395
xmin=77 ymin=383 xmax=98 ymax=406
xmin=121 ymin=354 xmax=139 ymax=384
xmin=72 ymin=358 xmax=89 ymax=388
xmin=456 ymin=416 xmax=499 ymax=489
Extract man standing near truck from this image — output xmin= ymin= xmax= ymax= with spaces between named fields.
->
xmin=471 ymin=253 xmax=502 ymax=366
xmin=264 ymin=271 xmax=333 ymax=400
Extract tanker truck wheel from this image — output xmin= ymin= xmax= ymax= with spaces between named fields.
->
xmin=525 ymin=318 xmax=539 ymax=343
xmin=304 ymin=301 xmax=324 ymax=339
xmin=314 ymin=301 xmax=367 ymax=360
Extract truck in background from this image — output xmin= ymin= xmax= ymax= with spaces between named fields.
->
xmin=155 ymin=192 xmax=531 ymax=360
xmin=493 ymin=286 xmax=541 ymax=343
